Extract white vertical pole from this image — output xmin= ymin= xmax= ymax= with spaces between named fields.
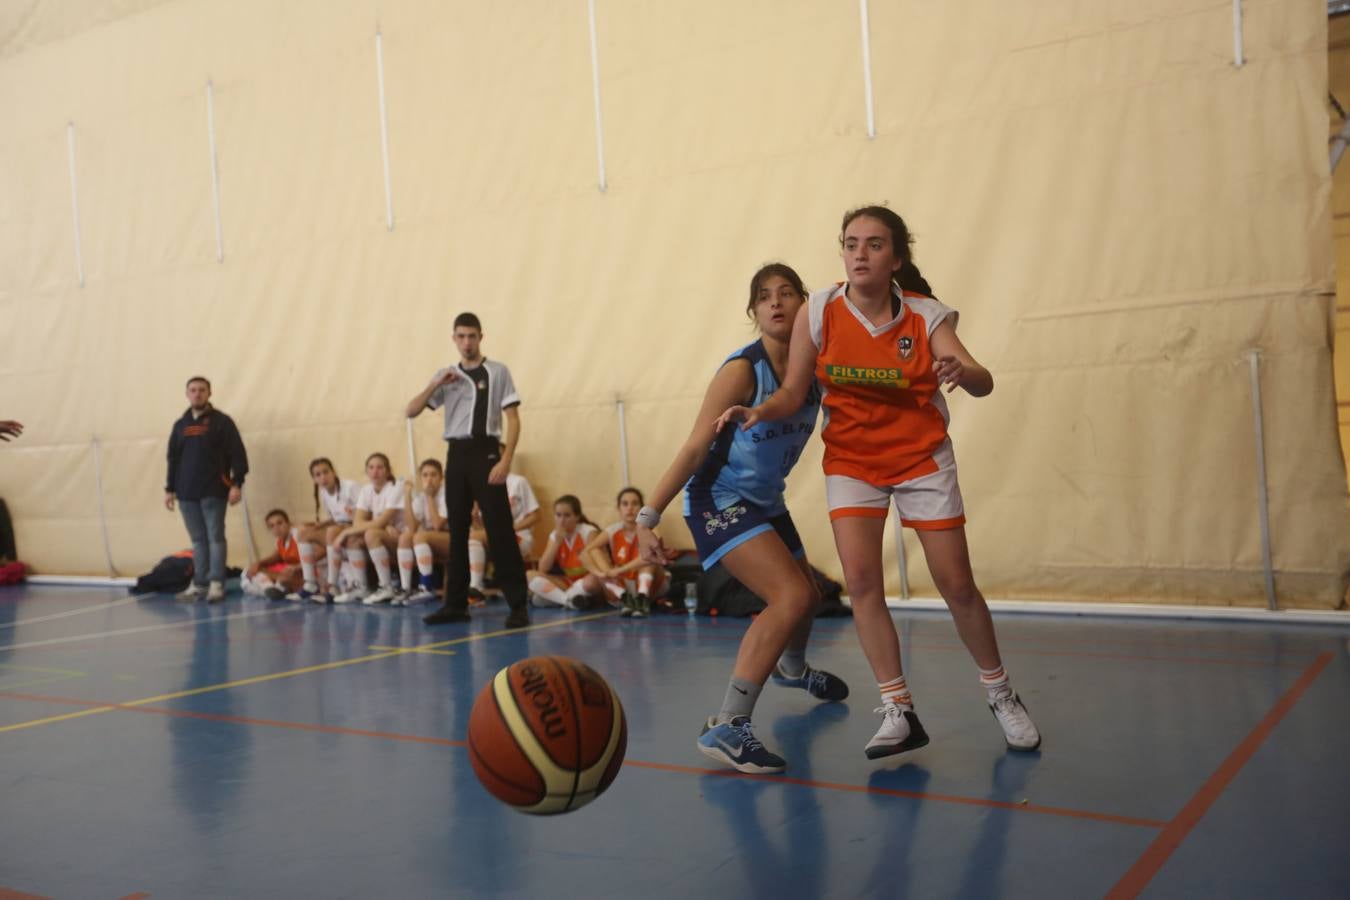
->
xmin=1232 ymin=0 xmax=1244 ymax=68
xmin=65 ymin=122 xmax=85 ymax=287
xmin=616 ymin=397 xmax=630 ymax=487
xmin=375 ymin=30 xmax=395 ymax=230
xmin=587 ymin=0 xmax=608 ymax=192
xmin=859 ymin=0 xmax=876 ymax=139
xmin=405 ymin=417 xmax=418 ymax=480
xmin=1247 ymin=350 xmax=1276 ymax=610
xmin=91 ymin=437 xmax=117 ymax=576
xmin=891 ymin=507 xmax=910 ymax=600
xmin=1331 ymin=117 xmax=1350 ymax=173
xmin=206 ymin=80 xmax=225 ymax=262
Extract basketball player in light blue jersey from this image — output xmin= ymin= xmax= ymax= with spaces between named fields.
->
xmin=638 ymin=263 xmax=848 ymax=774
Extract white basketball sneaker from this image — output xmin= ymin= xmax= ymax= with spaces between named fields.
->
xmin=988 ymin=688 xmax=1041 ymax=751
xmin=864 ymin=703 xmax=930 ymax=760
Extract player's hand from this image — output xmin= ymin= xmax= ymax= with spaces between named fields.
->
xmin=164 ymin=491 xmax=176 ymax=511
xmin=227 ymin=485 xmax=242 ymax=505
xmin=246 ymin=563 xmax=260 ymax=577
xmin=488 ymin=459 xmax=509 ymax=485
xmin=431 ymin=367 xmax=458 ymax=388
xmin=933 ymin=355 xmax=964 ymax=393
xmin=0 ymin=420 xmax=23 ymax=441
xmin=636 ymin=525 xmax=678 ymax=566
xmin=714 ymin=405 xmax=758 ymax=433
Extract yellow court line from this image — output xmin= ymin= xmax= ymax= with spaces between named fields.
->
xmin=369 ymin=645 xmax=457 ymax=656
xmin=0 ymin=663 xmax=87 ymax=676
xmin=0 ymin=610 xmax=617 ymax=735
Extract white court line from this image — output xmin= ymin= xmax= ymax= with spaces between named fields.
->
xmin=0 ymin=594 xmax=149 ymax=630
xmin=0 ymin=605 xmax=300 ymax=651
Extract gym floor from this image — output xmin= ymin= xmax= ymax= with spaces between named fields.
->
xmin=0 ymin=584 xmax=1347 ymax=899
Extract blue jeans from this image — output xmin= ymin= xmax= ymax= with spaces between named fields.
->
xmin=179 ymin=496 xmax=228 ymax=585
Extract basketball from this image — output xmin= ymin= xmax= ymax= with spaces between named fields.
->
xmin=467 ymin=655 xmax=627 ymax=815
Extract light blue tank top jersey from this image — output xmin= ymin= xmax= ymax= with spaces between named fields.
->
xmin=683 ymin=339 xmax=822 ymax=515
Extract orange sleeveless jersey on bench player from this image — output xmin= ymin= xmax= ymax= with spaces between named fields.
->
xmin=810 ymin=284 xmax=957 ymax=486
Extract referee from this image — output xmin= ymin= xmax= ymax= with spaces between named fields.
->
xmin=406 ymin=312 xmax=530 ymax=628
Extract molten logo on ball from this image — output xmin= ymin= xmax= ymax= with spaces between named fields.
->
xmin=467 ymin=655 xmax=627 ymax=815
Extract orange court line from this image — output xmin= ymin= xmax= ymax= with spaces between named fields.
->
xmin=0 ymin=887 xmax=55 ymax=900
xmin=1105 ymin=651 xmax=1332 ymax=898
xmin=1 ymin=688 xmax=1157 ymax=828
xmin=630 ymin=760 xmax=1164 ymax=829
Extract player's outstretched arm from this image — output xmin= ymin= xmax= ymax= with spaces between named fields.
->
xmin=715 ymin=304 xmax=818 ymax=432
xmin=637 ymin=360 xmax=754 ymax=564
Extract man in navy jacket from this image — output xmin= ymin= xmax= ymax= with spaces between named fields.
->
xmin=164 ymin=376 xmax=249 ymax=602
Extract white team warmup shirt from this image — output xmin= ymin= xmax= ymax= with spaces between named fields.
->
xmin=356 ymin=479 xmax=406 ymax=530
xmin=507 ymin=473 xmax=540 ymax=545
xmin=320 ymin=479 xmax=361 ymax=525
xmin=409 ymin=489 xmax=449 ymax=531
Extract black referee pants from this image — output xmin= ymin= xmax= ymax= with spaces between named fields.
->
xmin=442 ymin=437 xmax=526 ymax=612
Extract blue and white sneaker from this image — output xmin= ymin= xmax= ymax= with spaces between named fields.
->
xmin=285 ymin=583 xmax=320 ymax=603
xmin=697 ymin=716 xmax=786 ymax=774
xmin=771 ymin=663 xmax=850 ymax=702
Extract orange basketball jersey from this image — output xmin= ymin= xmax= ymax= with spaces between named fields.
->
xmin=554 ymin=524 xmax=598 ymax=582
xmin=808 ymin=283 xmax=957 ymax=485
xmin=606 ymin=523 xmax=638 ymax=567
xmin=276 ymin=533 xmax=300 ymax=566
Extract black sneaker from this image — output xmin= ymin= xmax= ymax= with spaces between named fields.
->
xmin=263 ymin=586 xmax=286 ymax=602
xmin=771 ymin=664 xmax=850 ymax=702
xmin=503 ymin=607 xmax=530 ymax=629
xmin=423 ymin=605 xmax=471 ymax=625
xmin=467 ymin=587 xmax=486 ymax=606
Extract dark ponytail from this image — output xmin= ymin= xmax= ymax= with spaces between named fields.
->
xmin=895 ymin=262 xmax=934 ymax=299
xmin=308 ymin=457 xmax=338 ymax=519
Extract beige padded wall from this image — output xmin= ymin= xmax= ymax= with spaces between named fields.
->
xmin=1329 ymin=14 xmax=1350 ymax=493
xmin=1 ymin=0 xmax=1347 ymax=608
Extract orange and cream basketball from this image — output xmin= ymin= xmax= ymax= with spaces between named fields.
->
xmin=467 ymin=655 xmax=626 ymax=815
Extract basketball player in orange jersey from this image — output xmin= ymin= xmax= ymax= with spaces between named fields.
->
xmin=717 ymin=206 xmax=1041 ymax=757
xmin=526 ymin=495 xmax=606 ymax=609
xmin=243 ymin=508 xmax=304 ymax=600
xmin=584 ymin=487 xmax=669 ymax=618
xmin=637 ymin=263 xmax=849 ymax=775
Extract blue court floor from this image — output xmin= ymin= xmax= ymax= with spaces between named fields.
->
xmin=0 ymin=584 xmax=1347 ymax=899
